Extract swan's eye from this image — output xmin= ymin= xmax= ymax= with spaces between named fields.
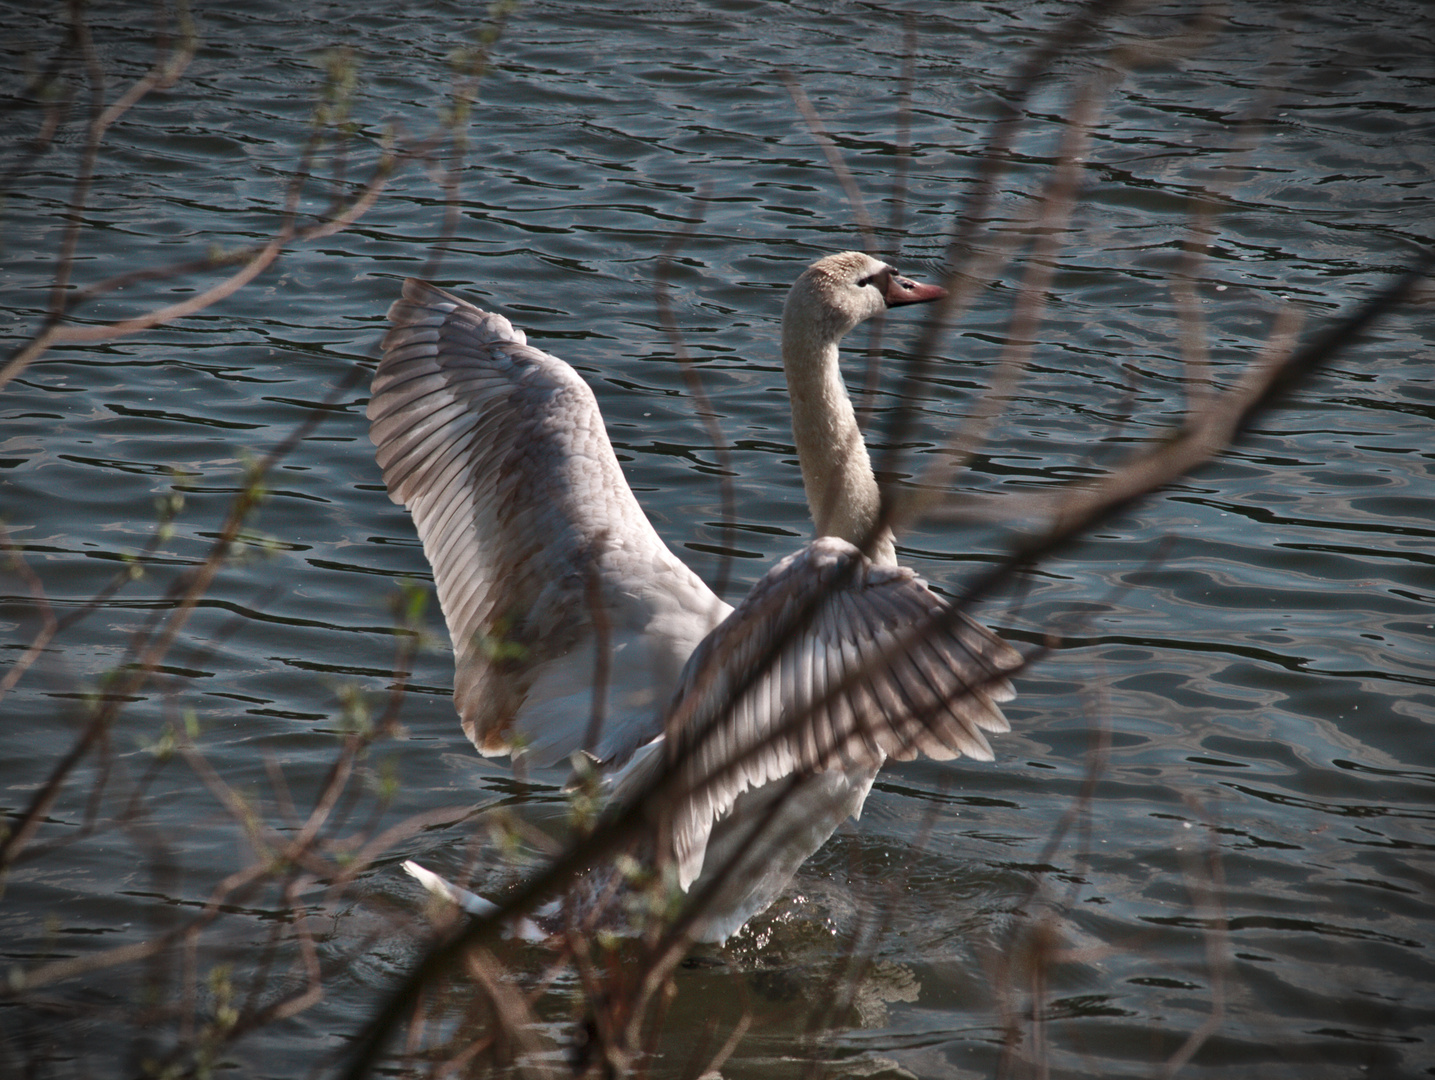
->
xmin=856 ymin=269 xmax=890 ymax=290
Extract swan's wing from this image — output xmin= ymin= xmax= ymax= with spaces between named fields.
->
xmin=369 ymin=279 xmax=731 ymax=767
xmin=643 ymin=536 xmax=1020 ymax=888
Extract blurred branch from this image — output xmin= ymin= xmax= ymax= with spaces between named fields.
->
xmin=857 ymin=12 xmax=918 ymax=431
xmin=931 ymin=251 xmax=1432 ymax=603
xmin=9 ymin=1 xmax=1425 ymax=1075
xmin=893 ymin=62 xmax=1115 ymax=534
xmin=0 ymin=524 xmax=58 ymax=698
xmin=417 ymin=0 xmax=519 ymax=282
xmin=1161 ymin=802 xmax=1231 ymax=1079
xmin=782 ymin=70 xmax=877 ymax=257
xmin=654 ymin=188 xmax=739 ymax=603
xmin=0 ymin=4 xmax=402 ymax=395
xmin=0 ymin=3 xmax=518 ymax=1077
xmin=46 ymin=0 xmax=198 ymax=320
xmin=881 ymin=0 xmax=1136 ymax=472
xmin=0 ymin=360 xmax=366 ymax=875
xmin=338 ymin=0 xmax=1433 ymax=1065
xmin=1 ymin=145 xmax=400 ymax=392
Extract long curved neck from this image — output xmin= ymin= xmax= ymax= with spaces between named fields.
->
xmin=781 ymin=311 xmax=897 ymax=566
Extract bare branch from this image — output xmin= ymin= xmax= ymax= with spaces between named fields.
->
xmin=782 ymin=70 xmax=877 ymax=256
xmin=0 ymin=524 xmax=59 ymax=698
xmin=892 ymin=64 xmax=1115 ymax=535
xmin=654 ymin=190 xmax=739 ymax=602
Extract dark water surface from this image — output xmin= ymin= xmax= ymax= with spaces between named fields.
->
xmin=2 ymin=1 xmax=1433 ymax=1076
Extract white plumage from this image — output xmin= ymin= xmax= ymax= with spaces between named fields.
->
xmin=370 ymin=252 xmax=1020 ymax=942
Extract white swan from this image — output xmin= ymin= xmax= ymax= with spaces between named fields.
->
xmin=369 ymin=251 xmax=1019 ymax=942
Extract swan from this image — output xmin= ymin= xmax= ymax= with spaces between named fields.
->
xmin=368 ymin=251 xmax=1019 ymax=942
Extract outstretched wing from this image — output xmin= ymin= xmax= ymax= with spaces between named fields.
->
xmin=369 ymin=279 xmax=731 ymax=767
xmin=640 ymin=536 xmax=1020 ymax=888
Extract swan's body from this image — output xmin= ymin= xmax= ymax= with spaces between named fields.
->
xmin=370 ymin=252 xmax=1019 ymax=942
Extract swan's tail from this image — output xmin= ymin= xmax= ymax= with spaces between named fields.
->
xmin=402 ymin=860 xmax=549 ymax=942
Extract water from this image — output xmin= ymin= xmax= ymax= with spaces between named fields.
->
xmin=2 ymin=0 xmax=1433 ymax=1076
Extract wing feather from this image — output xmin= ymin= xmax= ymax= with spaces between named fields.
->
xmin=658 ymin=536 xmax=1021 ymax=887
xmin=369 ymin=279 xmax=730 ymax=766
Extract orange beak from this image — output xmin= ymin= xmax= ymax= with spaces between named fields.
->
xmin=884 ymin=272 xmax=946 ymax=307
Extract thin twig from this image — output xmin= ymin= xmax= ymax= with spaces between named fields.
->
xmin=857 ymin=13 xmax=918 ymax=433
xmin=781 ymin=70 xmax=877 ymax=256
xmin=654 ymin=189 xmax=739 ymax=602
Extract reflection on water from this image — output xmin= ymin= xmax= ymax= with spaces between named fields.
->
xmin=2 ymin=0 xmax=1433 ymax=1076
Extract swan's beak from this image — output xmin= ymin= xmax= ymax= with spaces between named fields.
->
xmin=884 ymin=273 xmax=946 ymax=308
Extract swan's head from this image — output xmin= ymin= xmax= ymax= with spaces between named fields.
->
xmin=783 ymin=251 xmax=946 ymax=344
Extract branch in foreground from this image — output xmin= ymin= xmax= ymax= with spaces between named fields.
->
xmin=922 ymin=249 xmax=1435 ymax=609
xmin=335 ymin=242 xmax=1429 ymax=1080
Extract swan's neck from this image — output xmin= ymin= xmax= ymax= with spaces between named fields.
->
xmin=782 ymin=317 xmax=897 ymax=566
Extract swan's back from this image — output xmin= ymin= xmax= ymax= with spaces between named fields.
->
xmin=369 ymin=280 xmax=730 ymax=766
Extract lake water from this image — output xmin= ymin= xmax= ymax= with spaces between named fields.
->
xmin=2 ymin=0 xmax=1433 ymax=1077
